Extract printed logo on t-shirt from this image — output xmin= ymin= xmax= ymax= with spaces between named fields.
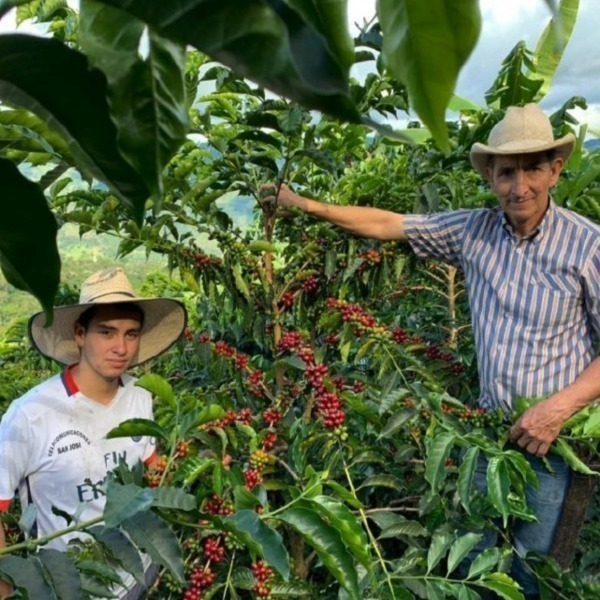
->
xmin=47 ymin=430 xmax=91 ymax=457
xmin=76 ymin=450 xmax=128 ymax=502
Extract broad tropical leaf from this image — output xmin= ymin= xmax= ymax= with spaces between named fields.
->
xmin=90 ymin=0 xmax=361 ymax=122
xmin=0 ymin=157 xmax=60 ymax=321
xmin=80 ymin=0 xmax=188 ymax=204
xmin=0 ymin=34 xmax=150 ymax=221
xmin=532 ymin=0 xmax=580 ymax=100
xmin=376 ymin=0 xmax=481 ymax=151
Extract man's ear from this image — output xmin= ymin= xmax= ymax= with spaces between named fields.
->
xmin=74 ymin=322 xmax=85 ymax=348
xmin=549 ymin=157 xmax=564 ymax=187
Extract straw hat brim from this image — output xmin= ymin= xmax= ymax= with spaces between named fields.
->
xmin=28 ymin=297 xmax=187 ymax=366
xmin=470 ymin=132 xmax=576 ymax=179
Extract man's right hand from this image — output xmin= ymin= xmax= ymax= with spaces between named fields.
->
xmin=259 ymin=183 xmax=307 ymax=211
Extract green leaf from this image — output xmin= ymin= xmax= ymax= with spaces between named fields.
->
xmin=0 ymin=34 xmax=150 ymax=221
xmin=425 ymin=432 xmax=456 ymax=491
xmin=467 ymin=547 xmax=502 ymax=579
xmin=277 ymin=507 xmax=360 ymax=600
xmin=457 ymin=446 xmax=479 ymax=514
xmin=376 ymin=0 xmax=481 ymax=151
xmin=224 ymin=510 xmax=290 ymax=579
xmin=0 ymin=555 xmax=53 ymax=599
xmin=582 ymin=409 xmax=600 ymax=437
xmin=552 ymin=438 xmax=599 ymax=476
xmin=122 ymin=510 xmax=185 ymax=583
xmin=247 ymin=240 xmax=278 ymax=253
xmin=486 ymin=457 xmax=511 ymax=526
xmin=233 ymin=486 xmax=263 ymax=511
xmin=151 ymin=486 xmax=196 ymax=511
xmin=427 ymin=529 xmax=454 ymax=574
xmin=323 ymin=480 xmax=364 ymax=509
xmin=531 ymin=0 xmax=579 ymax=101
xmin=89 ymin=526 xmax=146 ymax=586
xmin=80 ymin=0 xmax=188 ymax=203
xmin=370 ymin=512 xmax=428 ymax=539
xmin=104 ymin=480 xmax=155 ymax=528
xmin=135 ymin=373 xmax=176 ymax=405
xmin=358 ymin=474 xmax=405 ymax=492
xmin=286 ymin=0 xmax=355 ymax=71
xmin=171 ymin=455 xmax=215 ymax=487
xmin=232 ymin=264 xmax=251 ymax=301
xmin=479 ymin=572 xmax=523 ymax=600
xmin=93 ymin=0 xmax=361 ymax=122
xmin=379 ymin=408 xmax=414 ymax=440
xmin=306 ymin=496 xmax=371 ymax=568
xmin=447 ymin=532 xmax=483 ymax=575
xmin=0 ymin=0 xmax=33 ymax=20
xmin=77 ymin=559 xmax=124 ymax=585
xmin=0 ymin=108 xmax=73 ymax=161
xmin=38 ymin=549 xmax=84 ymax=599
xmin=105 ymin=417 xmax=169 ymax=443
xmin=0 ymin=158 xmax=60 ymax=321
xmin=198 ymin=404 xmax=227 ymax=424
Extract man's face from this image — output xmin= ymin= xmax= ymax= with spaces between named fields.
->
xmin=486 ymin=152 xmax=564 ymax=236
xmin=74 ymin=305 xmax=142 ymax=382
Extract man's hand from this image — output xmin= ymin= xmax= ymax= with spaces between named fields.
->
xmin=509 ymin=395 xmax=570 ymax=456
xmin=259 ymin=183 xmax=306 ymax=210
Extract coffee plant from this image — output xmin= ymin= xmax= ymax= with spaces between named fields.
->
xmin=2 ymin=1 xmax=600 ymax=598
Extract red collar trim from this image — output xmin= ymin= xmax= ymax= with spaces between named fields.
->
xmin=60 ymin=364 xmax=124 ymax=397
xmin=61 ymin=364 xmax=79 ymax=396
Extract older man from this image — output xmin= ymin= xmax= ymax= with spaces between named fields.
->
xmin=265 ymin=104 xmax=600 ymax=597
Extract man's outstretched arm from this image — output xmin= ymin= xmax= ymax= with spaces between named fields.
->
xmin=263 ymin=183 xmax=408 ymax=242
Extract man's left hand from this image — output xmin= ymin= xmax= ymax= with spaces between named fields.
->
xmin=509 ymin=396 xmax=567 ymax=456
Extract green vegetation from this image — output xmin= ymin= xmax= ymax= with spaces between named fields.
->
xmin=1 ymin=1 xmax=600 ymax=599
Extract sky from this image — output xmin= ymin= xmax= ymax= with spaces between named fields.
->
xmin=348 ymin=0 xmax=600 ymax=130
xmin=1 ymin=0 xmax=598 ymax=129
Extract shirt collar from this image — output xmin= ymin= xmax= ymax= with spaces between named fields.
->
xmin=60 ymin=364 xmax=124 ymax=397
xmin=500 ymin=197 xmax=555 ymax=243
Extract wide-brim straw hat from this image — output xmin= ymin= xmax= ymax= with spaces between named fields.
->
xmin=470 ymin=103 xmax=575 ymax=178
xmin=28 ymin=267 xmax=187 ymax=366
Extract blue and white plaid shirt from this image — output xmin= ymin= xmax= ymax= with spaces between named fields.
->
xmin=403 ymin=201 xmax=600 ymax=412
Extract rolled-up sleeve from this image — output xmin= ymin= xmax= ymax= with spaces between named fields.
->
xmin=403 ymin=211 xmax=472 ymax=268
xmin=0 ymin=405 xmax=30 ymax=510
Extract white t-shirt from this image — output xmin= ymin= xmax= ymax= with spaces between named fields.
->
xmin=0 ymin=368 xmax=156 ymax=593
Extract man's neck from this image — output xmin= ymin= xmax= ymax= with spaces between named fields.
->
xmin=70 ymin=363 xmax=121 ymax=405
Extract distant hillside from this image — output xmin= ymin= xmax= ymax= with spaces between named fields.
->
xmin=0 ymin=192 xmax=256 ymax=335
xmin=584 ymin=138 xmax=600 ymax=151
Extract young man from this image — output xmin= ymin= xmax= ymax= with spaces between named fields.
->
xmin=264 ymin=104 xmax=600 ymax=598
xmin=0 ymin=267 xmax=187 ymax=598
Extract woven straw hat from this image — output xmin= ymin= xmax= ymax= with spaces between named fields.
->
xmin=28 ymin=267 xmax=187 ymax=366
xmin=470 ymin=103 xmax=575 ymax=178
